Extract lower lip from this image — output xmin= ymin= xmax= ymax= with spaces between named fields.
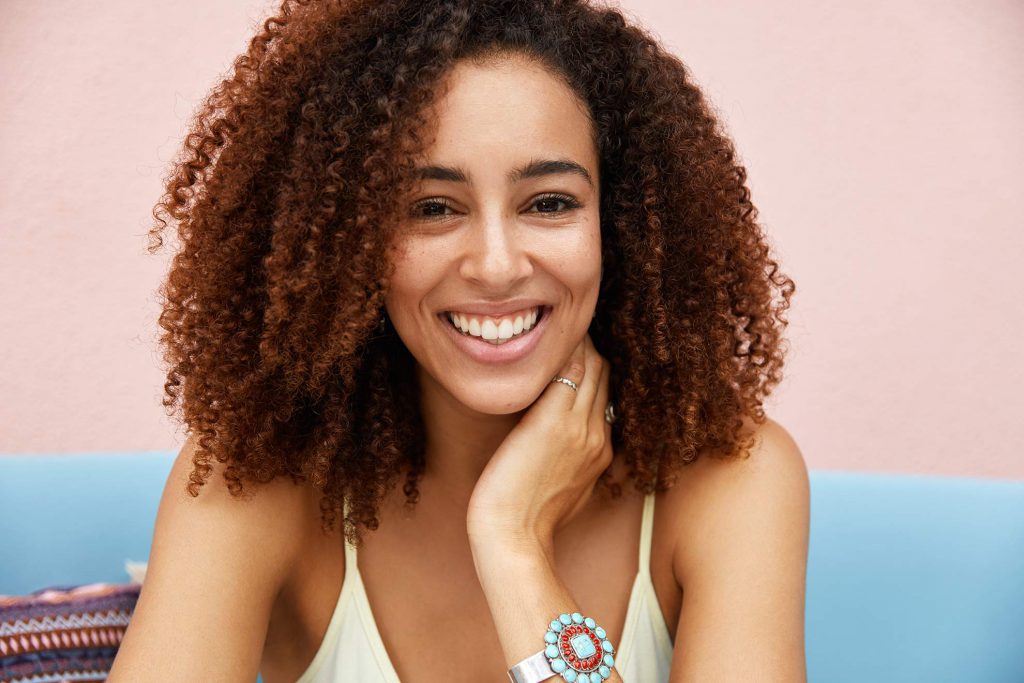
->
xmin=438 ymin=307 xmax=551 ymax=365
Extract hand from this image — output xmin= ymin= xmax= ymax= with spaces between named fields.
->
xmin=466 ymin=332 xmax=613 ymax=556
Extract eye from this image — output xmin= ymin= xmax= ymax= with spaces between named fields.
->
xmin=410 ymin=198 xmax=456 ymax=221
xmin=408 ymin=193 xmax=582 ymax=222
xmin=528 ymin=193 xmax=582 ymax=215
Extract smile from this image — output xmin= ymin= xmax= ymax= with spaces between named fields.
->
xmin=445 ymin=305 xmax=545 ymax=345
xmin=437 ymin=305 xmax=552 ymax=364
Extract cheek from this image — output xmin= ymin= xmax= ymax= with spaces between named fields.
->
xmin=385 ymin=243 xmax=441 ymax=312
xmin=383 ymin=242 xmax=454 ymax=361
xmin=543 ymin=224 xmax=602 ymax=300
xmin=384 ymin=279 xmax=416 ymax=338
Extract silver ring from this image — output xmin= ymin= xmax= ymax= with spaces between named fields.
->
xmin=604 ymin=401 xmax=617 ymax=425
xmin=551 ymin=375 xmax=579 ymax=392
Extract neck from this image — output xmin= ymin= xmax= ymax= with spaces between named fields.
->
xmin=413 ymin=363 xmax=526 ymax=511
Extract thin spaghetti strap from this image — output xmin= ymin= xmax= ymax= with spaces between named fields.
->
xmin=341 ymin=497 xmax=359 ymax=574
xmin=638 ymin=492 xmax=656 ymax=578
xmin=343 ymin=533 xmax=358 ymax=571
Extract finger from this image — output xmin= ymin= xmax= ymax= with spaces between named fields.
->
xmin=594 ymin=360 xmax=614 ymax=468
xmin=573 ymin=333 xmax=604 ymax=416
xmin=589 ymin=353 xmax=610 ymax=434
xmin=542 ymin=335 xmax=587 ymax=411
xmin=586 ymin=355 xmax=611 ymax=459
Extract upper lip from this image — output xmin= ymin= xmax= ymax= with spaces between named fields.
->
xmin=440 ymin=299 xmax=550 ymax=318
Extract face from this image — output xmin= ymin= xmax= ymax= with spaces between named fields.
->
xmin=384 ymin=55 xmax=602 ymax=416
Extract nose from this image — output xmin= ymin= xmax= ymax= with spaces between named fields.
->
xmin=457 ymin=212 xmax=533 ymax=289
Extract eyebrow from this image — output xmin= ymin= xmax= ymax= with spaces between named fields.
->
xmin=413 ymin=157 xmax=594 ymax=188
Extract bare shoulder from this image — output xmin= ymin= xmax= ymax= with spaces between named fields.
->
xmin=660 ymin=415 xmax=809 ymax=552
xmin=108 ymin=435 xmax=315 ymax=682
xmin=660 ymin=414 xmax=810 ymax=680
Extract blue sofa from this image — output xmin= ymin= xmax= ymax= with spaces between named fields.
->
xmin=2 ymin=452 xmax=1022 ymax=682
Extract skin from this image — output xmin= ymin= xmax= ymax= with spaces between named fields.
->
xmin=108 ymin=51 xmax=810 ymax=683
xmin=381 ymin=54 xmax=809 ymax=682
xmin=383 ymin=55 xmax=604 ymax=506
xmin=384 ymin=53 xmax=620 ymax=676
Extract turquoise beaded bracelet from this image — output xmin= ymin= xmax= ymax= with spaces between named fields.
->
xmin=545 ymin=612 xmax=616 ymax=681
xmin=507 ymin=611 xmax=616 ymax=683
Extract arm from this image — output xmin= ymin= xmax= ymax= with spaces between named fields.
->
xmin=669 ymin=417 xmax=810 ymax=682
xmin=471 ymin=541 xmax=624 ymax=683
xmin=107 ymin=435 xmax=309 ymax=682
xmin=464 ymin=335 xmax=623 ymax=681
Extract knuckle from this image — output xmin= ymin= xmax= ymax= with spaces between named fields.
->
xmin=564 ymin=360 xmax=587 ymax=381
xmin=577 ymin=423 xmax=593 ymax=446
xmin=568 ymin=423 xmax=588 ymax=446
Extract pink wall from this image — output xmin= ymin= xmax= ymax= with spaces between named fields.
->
xmin=2 ymin=0 xmax=1021 ymax=479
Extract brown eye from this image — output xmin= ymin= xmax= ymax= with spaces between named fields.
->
xmin=411 ymin=198 xmax=455 ymax=221
xmin=409 ymin=194 xmax=582 ymax=222
xmin=530 ymin=193 xmax=581 ymax=215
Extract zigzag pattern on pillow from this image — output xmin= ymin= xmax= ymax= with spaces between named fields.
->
xmin=0 ymin=583 xmax=140 ymax=683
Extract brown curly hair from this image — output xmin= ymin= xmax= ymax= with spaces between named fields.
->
xmin=148 ymin=0 xmax=795 ymax=547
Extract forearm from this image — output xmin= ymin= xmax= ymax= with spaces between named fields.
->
xmin=471 ymin=540 xmax=624 ymax=683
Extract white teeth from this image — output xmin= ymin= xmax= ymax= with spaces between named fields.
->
xmin=445 ymin=306 xmax=544 ymax=344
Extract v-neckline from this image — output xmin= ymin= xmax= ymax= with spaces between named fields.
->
xmin=346 ymin=493 xmax=654 ymax=681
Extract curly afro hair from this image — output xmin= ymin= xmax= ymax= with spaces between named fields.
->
xmin=148 ymin=0 xmax=796 ymax=547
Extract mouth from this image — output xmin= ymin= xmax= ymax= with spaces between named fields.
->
xmin=439 ymin=305 xmax=550 ymax=344
xmin=436 ymin=305 xmax=553 ymax=364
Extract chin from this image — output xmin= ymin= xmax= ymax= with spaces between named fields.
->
xmin=444 ymin=377 xmax=547 ymax=416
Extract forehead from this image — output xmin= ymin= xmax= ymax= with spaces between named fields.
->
xmin=416 ymin=56 xmax=598 ymax=180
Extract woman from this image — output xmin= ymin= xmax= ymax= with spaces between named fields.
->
xmin=110 ymin=1 xmax=808 ymax=681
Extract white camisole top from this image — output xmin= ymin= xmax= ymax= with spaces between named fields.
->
xmin=293 ymin=492 xmax=674 ymax=682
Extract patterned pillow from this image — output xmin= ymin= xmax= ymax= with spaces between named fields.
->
xmin=0 ymin=582 xmax=141 ymax=683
